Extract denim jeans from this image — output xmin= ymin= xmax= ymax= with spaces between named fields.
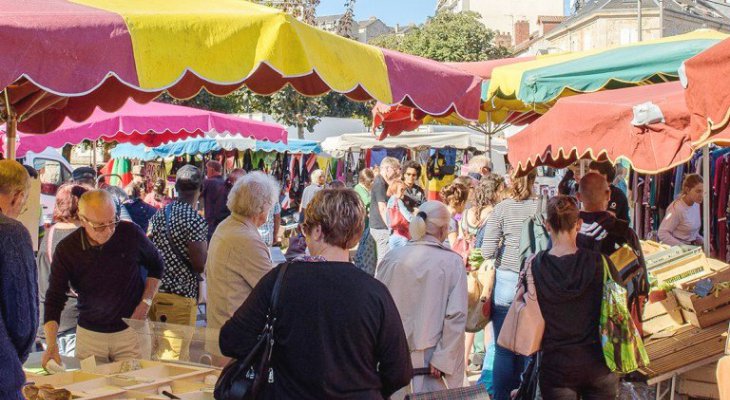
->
xmin=492 ymin=269 xmax=527 ymax=400
xmin=477 ymin=341 xmax=496 ymax=395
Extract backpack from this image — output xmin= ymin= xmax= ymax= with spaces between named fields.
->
xmin=517 ymin=196 xmax=551 ymax=272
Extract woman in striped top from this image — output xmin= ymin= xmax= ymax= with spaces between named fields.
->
xmin=480 ymin=170 xmax=539 ymax=400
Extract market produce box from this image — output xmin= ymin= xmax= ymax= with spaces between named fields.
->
xmin=677 ymin=362 xmax=720 ymax=399
xmin=646 ymin=246 xmax=713 ymax=287
xmin=25 ymin=371 xmax=106 ymax=387
xmin=133 ymin=370 xmax=219 ymax=395
xmin=642 ymin=291 xmax=685 ymax=336
xmin=675 ymin=268 xmax=730 ymax=329
xmin=641 ymin=240 xmax=669 ymax=257
xmin=89 ymin=359 xmax=211 ymax=382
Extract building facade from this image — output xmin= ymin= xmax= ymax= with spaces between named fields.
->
xmin=437 ymin=0 xmax=565 ymax=46
xmin=358 ymin=17 xmax=394 ymax=43
xmin=315 ymin=15 xmax=393 ymax=43
xmin=514 ymin=0 xmax=730 ymax=56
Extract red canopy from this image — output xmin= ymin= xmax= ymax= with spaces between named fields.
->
xmin=0 ymin=0 xmax=485 ymax=162
xmin=683 ymin=37 xmax=730 ymax=142
xmin=372 ymin=57 xmax=537 ymax=138
xmin=508 ymin=82 xmax=730 ymax=175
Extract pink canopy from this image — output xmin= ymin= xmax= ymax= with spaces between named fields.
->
xmin=2 ymin=100 xmax=287 ymax=157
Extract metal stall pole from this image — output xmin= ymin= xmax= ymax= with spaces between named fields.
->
xmin=703 ymin=145 xmax=710 ymax=256
xmin=3 ymin=89 xmax=17 ymax=160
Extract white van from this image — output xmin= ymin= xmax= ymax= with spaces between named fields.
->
xmin=18 ymin=149 xmax=74 ymax=224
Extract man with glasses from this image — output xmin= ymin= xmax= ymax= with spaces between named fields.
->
xmin=42 ymin=190 xmax=163 ymax=367
xmin=370 ymin=157 xmax=401 ymax=266
xmin=401 ymin=160 xmax=426 ymax=212
xmin=0 ymin=160 xmax=37 ymax=400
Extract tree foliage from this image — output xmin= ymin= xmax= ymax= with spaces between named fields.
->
xmin=370 ymin=11 xmax=510 ymax=62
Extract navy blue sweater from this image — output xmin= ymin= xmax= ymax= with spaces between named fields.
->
xmin=44 ymin=221 xmax=163 ymax=333
xmin=0 ymin=214 xmax=39 ymax=399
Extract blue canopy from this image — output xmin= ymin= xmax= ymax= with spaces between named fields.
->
xmin=111 ymin=137 xmax=321 ymax=160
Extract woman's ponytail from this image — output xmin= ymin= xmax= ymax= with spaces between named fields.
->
xmin=409 ymin=201 xmax=450 ymax=241
xmin=409 ymin=211 xmax=428 ymax=241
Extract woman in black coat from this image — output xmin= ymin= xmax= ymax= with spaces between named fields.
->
xmin=219 ymin=188 xmax=413 ymax=400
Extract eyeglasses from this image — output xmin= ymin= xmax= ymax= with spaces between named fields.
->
xmin=80 ymin=215 xmax=120 ymax=232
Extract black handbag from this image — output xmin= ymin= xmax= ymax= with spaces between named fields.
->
xmin=214 ymin=263 xmax=289 ymax=400
xmin=513 ymin=352 xmax=541 ymax=400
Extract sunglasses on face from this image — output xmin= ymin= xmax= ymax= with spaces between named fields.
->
xmin=80 ymin=215 xmax=120 ymax=232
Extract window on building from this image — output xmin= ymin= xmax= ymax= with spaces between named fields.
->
xmin=620 ymin=28 xmax=638 ymax=45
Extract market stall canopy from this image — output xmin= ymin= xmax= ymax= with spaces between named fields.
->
xmin=110 ymin=137 xmax=321 ymax=161
xmin=507 ymin=81 xmax=730 ymax=175
xmin=372 ymin=57 xmax=538 ymax=138
xmin=487 ymin=29 xmax=728 ymax=114
xmin=1 ymin=100 xmax=288 ymax=157
xmin=322 ymin=131 xmax=507 ymax=157
xmin=681 ymin=36 xmax=730 ymax=143
xmin=0 ymin=0 xmax=482 ymax=138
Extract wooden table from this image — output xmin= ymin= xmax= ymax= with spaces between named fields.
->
xmin=640 ymin=323 xmax=727 ymax=399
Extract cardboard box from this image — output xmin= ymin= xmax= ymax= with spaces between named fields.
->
xmin=678 ymin=378 xmax=720 ymax=399
xmin=643 ymin=309 xmax=686 ymax=336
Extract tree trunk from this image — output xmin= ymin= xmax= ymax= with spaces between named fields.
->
xmin=297 ymin=124 xmax=305 ymax=140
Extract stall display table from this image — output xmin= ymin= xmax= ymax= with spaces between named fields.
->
xmin=641 ymin=323 xmax=727 ymax=399
xmin=24 ymin=359 xmax=220 ymax=399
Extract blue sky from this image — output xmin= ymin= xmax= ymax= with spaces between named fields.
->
xmin=317 ymin=0 xmax=436 ymax=26
xmin=317 ymin=0 xmax=572 ymax=26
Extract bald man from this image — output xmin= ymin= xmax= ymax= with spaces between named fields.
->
xmin=42 ymin=190 xmax=164 ymax=366
xmin=577 ymin=173 xmax=649 ymax=330
xmin=0 ymin=160 xmax=37 ymax=400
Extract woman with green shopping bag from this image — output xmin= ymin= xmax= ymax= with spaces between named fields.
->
xmin=529 ymin=195 xmax=620 ymax=399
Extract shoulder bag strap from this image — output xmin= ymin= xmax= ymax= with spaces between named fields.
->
xmin=269 ymin=263 xmax=290 ymax=318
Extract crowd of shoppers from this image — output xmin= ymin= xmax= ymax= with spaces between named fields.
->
xmin=1 ymin=154 xmax=660 ymax=400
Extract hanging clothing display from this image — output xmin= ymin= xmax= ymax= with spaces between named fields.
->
xmin=629 ymin=146 xmax=730 ymax=262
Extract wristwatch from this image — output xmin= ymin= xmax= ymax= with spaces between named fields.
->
xmin=142 ymin=298 xmax=153 ymax=307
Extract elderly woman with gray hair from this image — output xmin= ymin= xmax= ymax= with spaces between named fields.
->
xmin=206 ymin=172 xmax=280 ymax=341
xmin=377 ymin=201 xmax=468 ymax=398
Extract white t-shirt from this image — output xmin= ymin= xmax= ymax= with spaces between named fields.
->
xmin=658 ymin=199 xmax=702 ymax=246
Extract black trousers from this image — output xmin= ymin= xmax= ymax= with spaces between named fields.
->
xmin=539 ymin=360 xmax=619 ymax=400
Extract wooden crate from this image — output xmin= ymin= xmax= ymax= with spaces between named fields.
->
xmin=643 ymin=291 xmax=685 ymax=336
xmin=675 ymin=269 xmax=730 ymax=329
xmin=652 ymin=251 xmax=713 ymax=287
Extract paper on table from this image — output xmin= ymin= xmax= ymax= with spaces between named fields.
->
xmin=80 ymin=356 xmax=96 ymax=372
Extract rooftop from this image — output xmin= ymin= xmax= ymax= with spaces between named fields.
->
xmin=538 ymin=15 xmax=567 ymax=23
